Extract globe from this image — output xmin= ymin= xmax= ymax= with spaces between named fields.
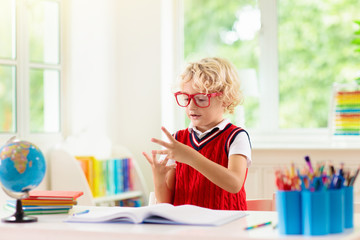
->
xmin=0 ymin=140 xmax=46 ymax=193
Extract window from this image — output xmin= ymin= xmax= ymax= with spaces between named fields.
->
xmin=183 ymin=0 xmax=260 ymax=128
xmin=0 ymin=0 xmax=61 ymax=140
xmin=182 ymin=0 xmax=360 ymax=146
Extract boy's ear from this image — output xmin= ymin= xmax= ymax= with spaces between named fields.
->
xmin=222 ymin=101 xmax=231 ymax=108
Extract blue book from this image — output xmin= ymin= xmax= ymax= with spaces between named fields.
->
xmin=115 ymin=158 xmax=124 ymax=193
xmin=123 ymin=158 xmax=129 ymax=192
xmin=114 ymin=159 xmax=118 ymax=194
xmin=106 ymin=159 xmax=116 ymax=195
xmin=6 ymin=200 xmax=72 ymax=210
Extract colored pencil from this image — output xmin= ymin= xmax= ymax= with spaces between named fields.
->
xmin=244 ymin=221 xmax=272 ymax=230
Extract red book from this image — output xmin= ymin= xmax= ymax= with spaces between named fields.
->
xmin=27 ymin=190 xmax=84 ymax=200
xmin=21 ymin=199 xmax=77 ymax=205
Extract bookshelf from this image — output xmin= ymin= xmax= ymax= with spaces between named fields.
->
xmin=49 ymin=145 xmax=147 ymax=206
xmin=92 ymin=191 xmax=142 ymax=205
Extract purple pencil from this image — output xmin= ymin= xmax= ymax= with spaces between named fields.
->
xmin=304 ymin=156 xmax=314 ymax=173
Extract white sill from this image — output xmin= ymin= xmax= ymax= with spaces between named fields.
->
xmin=248 ymin=129 xmax=360 ymax=150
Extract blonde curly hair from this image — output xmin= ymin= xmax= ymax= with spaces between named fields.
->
xmin=179 ymin=57 xmax=243 ymax=114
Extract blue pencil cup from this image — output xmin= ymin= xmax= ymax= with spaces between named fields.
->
xmin=301 ymin=190 xmax=329 ymax=236
xmin=328 ymin=188 xmax=344 ymax=234
xmin=344 ymin=186 xmax=353 ymax=229
xmin=276 ymin=191 xmax=302 ymax=235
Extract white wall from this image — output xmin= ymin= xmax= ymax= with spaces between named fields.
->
xmin=107 ymin=0 xmax=162 ymax=193
xmin=65 ymin=0 xmax=162 ymax=194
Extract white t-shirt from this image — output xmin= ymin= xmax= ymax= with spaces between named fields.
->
xmin=188 ymin=119 xmax=252 ymax=167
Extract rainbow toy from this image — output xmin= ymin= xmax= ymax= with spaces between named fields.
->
xmin=333 ymin=85 xmax=360 ymax=135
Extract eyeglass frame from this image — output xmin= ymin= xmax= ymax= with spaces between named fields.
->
xmin=174 ymin=91 xmax=223 ymax=108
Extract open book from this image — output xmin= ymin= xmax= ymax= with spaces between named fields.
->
xmin=66 ymin=203 xmax=247 ymax=226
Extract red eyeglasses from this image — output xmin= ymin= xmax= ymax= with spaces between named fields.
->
xmin=174 ymin=91 xmax=222 ymax=108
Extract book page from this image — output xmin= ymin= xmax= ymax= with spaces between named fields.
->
xmin=66 ymin=204 xmax=247 ymax=226
xmin=66 ymin=204 xmax=174 ymax=223
xmin=145 ymin=204 xmax=247 ymax=226
xmin=66 ymin=206 xmax=143 ymax=223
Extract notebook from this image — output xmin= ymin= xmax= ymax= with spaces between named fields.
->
xmin=66 ymin=203 xmax=247 ymax=226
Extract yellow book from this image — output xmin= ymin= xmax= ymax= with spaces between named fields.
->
xmin=93 ymin=158 xmax=107 ymax=197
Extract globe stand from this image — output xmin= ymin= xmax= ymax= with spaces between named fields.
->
xmin=2 ymin=199 xmax=37 ymax=223
xmin=0 ymin=138 xmax=45 ymax=223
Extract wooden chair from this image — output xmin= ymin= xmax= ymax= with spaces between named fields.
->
xmin=246 ymin=199 xmax=274 ymax=211
xmin=246 ymin=193 xmax=276 ymax=211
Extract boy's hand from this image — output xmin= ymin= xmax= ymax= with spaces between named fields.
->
xmin=142 ymin=147 xmax=176 ymax=204
xmin=150 ymin=126 xmax=197 ymax=164
xmin=142 ymin=151 xmax=175 ymax=178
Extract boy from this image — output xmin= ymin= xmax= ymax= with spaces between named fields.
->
xmin=143 ymin=57 xmax=251 ymax=210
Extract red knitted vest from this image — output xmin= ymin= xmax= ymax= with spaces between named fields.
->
xmin=173 ymin=123 xmax=249 ymax=210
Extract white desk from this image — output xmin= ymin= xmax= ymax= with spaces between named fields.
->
xmin=0 ymin=206 xmax=359 ymax=240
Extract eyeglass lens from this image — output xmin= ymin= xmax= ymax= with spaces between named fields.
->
xmin=176 ymin=93 xmax=209 ymax=107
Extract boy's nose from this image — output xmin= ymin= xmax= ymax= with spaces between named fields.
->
xmin=188 ymin=98 xmax=198 ymax=109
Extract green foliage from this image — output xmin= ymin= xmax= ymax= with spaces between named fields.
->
xmin=184 ymin=0 xmax=258 ymax=68
xmin=0 ymin=1 xmax=60 ymax=134
xmin=0 ymin=66 xmax=15 ymax=132
xmin=278 ymin=0 xmax=360 ymax=128
xmin=184 ymin=0 xmax=260 ymax=128
xmin=352 ymin=20 xmax=360 ymax=53
xmin=184 ymin=0 xmax=360 ymax=129
xmin=29 ymin=69 xmax=44 ymax=132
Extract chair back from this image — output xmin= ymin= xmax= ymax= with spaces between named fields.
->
xmin=246 ymin=193 xmax=276 ymax=211
xmin=246 ymin=198 xmax=274 ymax=211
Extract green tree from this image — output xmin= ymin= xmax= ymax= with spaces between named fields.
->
xmin=184 ymin=0 xmax=360 ymax=129
xmin=184 ymin=0 xmax=259 ymax=127
xmin=278 ymin=0 xmax=360 ymax=128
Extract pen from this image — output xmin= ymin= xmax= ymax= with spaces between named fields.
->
xmin=73 ymin=209 xmax=90 ymax=216
xmin=345 ymin=171 xmax=351 ymax=186
xmin=339 ymin=163 xmax=344 ymax=177
xmin=304 ymin=156 xmax=314 ymax=174
xmin=290 ymin=163 xmax=295 ymax=178
xmin=244 ymin=221 xmax=272 ymax=230
xmin=330 ymin=174 xmax=338 ymax=189
xmin=348 ymin=176 xmax=354 ymax=187
xmin=319 ymin=164 xmax=324 ymax=176
xmin=299 ymin=175 xmax=308 ymax=190
xmin=313 ymin=177 xmax=323 ymax=191
xmin=349 ymin=167 xmax=359 ymax=186
xmin=273 ymin=223 xmax=278 ymax=229
xmin=329 ymin=164 xmax=335 ymax=177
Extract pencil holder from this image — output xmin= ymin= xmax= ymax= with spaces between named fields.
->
xmin=301 ymin=190 xmax=329 ymax=236
xmin=344 ymin=186 xmax=353 ymax=229
xmin=276 ymin=191 xmax=302 ymax=235
xmin=328 ymin=188 xmax=344 ymax=234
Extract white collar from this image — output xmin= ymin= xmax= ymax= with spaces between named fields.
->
xmin=188 ymin=119 xmax=231 ymax=139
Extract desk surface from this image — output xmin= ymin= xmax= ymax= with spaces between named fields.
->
xmin=0 ymin=206 xmax=359 ymax=240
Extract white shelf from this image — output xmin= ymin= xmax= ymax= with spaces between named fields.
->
xmin=93 ymin=191 xmax=143 ymax=204
xmin=49 ymin=145 xmax=147 ymax=206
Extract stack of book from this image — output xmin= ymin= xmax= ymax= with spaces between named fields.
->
xmin=6 ymin=190 xmax=83 ymax=215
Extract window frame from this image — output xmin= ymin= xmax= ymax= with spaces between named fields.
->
xmin=0 ymin=0 xmax=64 ymax=145
xmin=171 ymin=0 xmax=360 ymax=149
